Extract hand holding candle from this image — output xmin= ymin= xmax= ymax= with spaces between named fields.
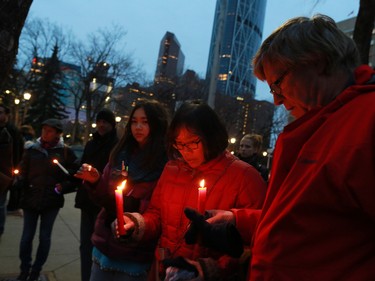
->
xmin=198 ymin=179 xmax=207 ymax=213
xmin=115 ymin=180 xmax=127 ymax=236
xmin=52 ymin=159 xmax=69 ymax=175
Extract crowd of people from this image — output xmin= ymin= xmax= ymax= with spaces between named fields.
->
xmin=0 ymin=13 xmax=374 ymax=281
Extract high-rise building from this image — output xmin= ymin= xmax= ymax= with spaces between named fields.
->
xmin=336 ymin=16 xmax=375 ymax=67
xmin=154 ymin=31 xmax=185 ymax=85
xmin=206 ymin=0 xmax=267 ymax=106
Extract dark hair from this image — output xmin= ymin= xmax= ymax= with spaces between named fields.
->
xmin=167 ymin=100 xmax=228 ymax=161
xmin=109 ymin=99 xmax=169 ymax=168
xmin=20 ymin=125 xmax=36 ymax=140
xmin=0 ymin=103 xmax=10 ymax=114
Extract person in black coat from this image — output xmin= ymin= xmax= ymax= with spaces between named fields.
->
xmin=74 ymin=108 xmax=118 ymax=281
xmin=17 ymin=118 xmax=78 ymax=281
xmin=238 ymin=134 xmax=269 ymax=183
xmin=0 ymin=103 xmax=24 ymax=237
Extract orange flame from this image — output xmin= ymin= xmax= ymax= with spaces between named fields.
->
xmin=117 ymin=180 xmax=127 ymax=191
xmin=199 ymin=179 xmax=205 ymax=188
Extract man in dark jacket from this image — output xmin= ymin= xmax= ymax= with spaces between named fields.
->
xmin=74 ymin=108 xmax=118 ymax=281
xmin=17 ymin=118 xmax=78 ymax=281
xmin=0 ymin=103 xmax=24 ymax=237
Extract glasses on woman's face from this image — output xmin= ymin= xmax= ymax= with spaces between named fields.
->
xmin=269 ymin=69 xmax=291 ymax=96
xmin=173 ymin=139 xmax=201 ymax=151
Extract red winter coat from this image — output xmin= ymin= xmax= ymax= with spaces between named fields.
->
xmin=138 ymin=150 xmax=266 ymax=280
xmin=234 ymin=65 xmax=375 ymax=281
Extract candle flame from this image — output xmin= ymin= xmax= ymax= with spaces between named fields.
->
xmin=117 ymin=180 xmax=127 ymax=191
xmin=52 ymin=159 xmax=58 ymax=164
xmin=13 ymin=169 xmax=19 ymax=175
xmin=199 ymin=179 xmax=205 ymax=188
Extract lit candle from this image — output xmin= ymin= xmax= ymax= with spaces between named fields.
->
xmin=115 ymin=180 xmax=127 ymax=235
xmin=52 ymin=159 xmax=69 ymax=175
xmin=13 ymin=169 xmax=19 ymax=175
xmin=198 ymin=179 xmax=207 ymax=213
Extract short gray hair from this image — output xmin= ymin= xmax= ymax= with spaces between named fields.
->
xmin=253 ymin=14 xmax=360 ymax=80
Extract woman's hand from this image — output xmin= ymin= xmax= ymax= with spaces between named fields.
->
xmin=74 ymin=163 xmax=100 ymax=184
xmin=206 ymin=209 xmax=235 ymax=225
xmin=111 ymin=215 xmax=136 ymax=239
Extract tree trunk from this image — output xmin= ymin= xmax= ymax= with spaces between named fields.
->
xmin=0 ymin=0 xmax=33 ymax=89
xmin=353 ymin=0 xmax=375 ymax=64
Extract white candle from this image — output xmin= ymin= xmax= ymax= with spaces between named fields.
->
xmin=198 ymin=179 xmax=207 ymax=214
xmin=52 ymin=159 xmax=69 ymax=175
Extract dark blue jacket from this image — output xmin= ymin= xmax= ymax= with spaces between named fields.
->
xmin=19 ymin=137 xmax=78 ymax=210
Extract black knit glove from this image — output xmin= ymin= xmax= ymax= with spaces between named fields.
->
xmin=184 ymin=207 xmax=244 ymax=258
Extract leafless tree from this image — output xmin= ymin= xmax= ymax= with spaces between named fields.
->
xmin=0 ymin=0 xmax=33 ymax=89
xmin=353 ymin=0 xmax=375 ymax=64
xmin=67 ymin=24 xmax=145 ymax=143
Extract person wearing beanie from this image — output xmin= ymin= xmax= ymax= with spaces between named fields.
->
xmin=75 ymin=108 xmax=118 ymax=281
xmin=96 ymin=108 xmax=116 ymax=129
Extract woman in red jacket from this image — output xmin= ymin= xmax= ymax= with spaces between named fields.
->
xmin=115 ymin=100 xmax=267 ymax=281
xmin=207 ymin=15 xmax=375 ymax=281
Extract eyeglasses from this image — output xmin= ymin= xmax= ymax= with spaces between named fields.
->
xmin=269 ymin=69 xmax=291 ymax=96
xmin=173 ymin=139 xmax=201 ymax=151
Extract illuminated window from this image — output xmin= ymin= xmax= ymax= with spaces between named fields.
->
xmin=218 ymin=74 xmax=228 ymax=81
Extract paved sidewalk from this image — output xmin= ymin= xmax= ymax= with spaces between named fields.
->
xmin=0 ymin=193 xmax=81 ymax=281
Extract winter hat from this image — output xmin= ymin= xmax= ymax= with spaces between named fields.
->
xmin=42 ymin=118 xmax=63 ymax=133
xmin=96 ymin=108 xmax=116 ymax=128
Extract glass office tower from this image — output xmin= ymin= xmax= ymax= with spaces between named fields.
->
xmin=206 ymin=0 xmax=267 ymax=105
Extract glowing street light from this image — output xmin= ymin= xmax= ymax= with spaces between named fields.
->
xmin=23 ymin=92 xmax=31 ymax=100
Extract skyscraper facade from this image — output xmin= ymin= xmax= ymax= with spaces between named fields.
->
xmin=206 ymin=0 xmax=267 ymax=105
xmin=154 ymin=31 xmax=185 ymax=85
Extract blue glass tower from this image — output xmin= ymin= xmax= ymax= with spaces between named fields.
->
xmin=206 ymin=0 xmax=267 ymax=106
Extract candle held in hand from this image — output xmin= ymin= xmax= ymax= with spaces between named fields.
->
xmin=198 ymin=179 xmax=207 ymax=213
xmin=115 ymin=180 xmax=127 ymax=235
xmin=52 ymin=159 xmax=69 ymax=175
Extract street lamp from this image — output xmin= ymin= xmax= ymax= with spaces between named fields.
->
xmin=22 ymin=92 xmax=32 ymax=124
xmin=23 ymin=92 xmax=31 ymax=101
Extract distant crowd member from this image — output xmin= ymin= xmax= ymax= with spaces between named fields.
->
xmin=238 ymin=134 xmax=269 ymax=182
xmin=206 ymin=14 xmax=375 ymax=281
xmin=0 ymin=103 xmax=24 ymax=237
xmin=75 ymin=99 xmax=169 ymax=281
xmin=75 ymin=108 xmax=119 ymax=281
xmin=7 ymin=125 xmax=37 ymax=217
xmin=17 ymin=119 xmax=78 ymax=281
xmin=113 ymin=100 xmax=266 ymax=280
xmin=20 ymin=125 xmax=36 ymax=148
